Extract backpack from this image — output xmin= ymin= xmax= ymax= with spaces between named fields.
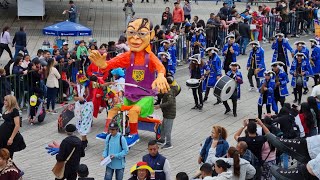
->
xmin=107 ymin=134 xmax=123 ymax=150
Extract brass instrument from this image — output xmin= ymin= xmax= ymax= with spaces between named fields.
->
xmin=275 ymin=73 xmax=280 ymax=87
xmin=260 ymin=80 xmax=267 ymax=94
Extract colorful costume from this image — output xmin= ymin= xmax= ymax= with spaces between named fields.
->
xmin=158 ymin=40 xmax=177 ymax=74
xmin=89 ymin=18 xmax=168 ymax=147
xmin=271 ymin=36 xmax=294 ymax=73
xmin=272 ymin=62 xmax=289 ymax=109
xmin=191 ymin=29 xmax=206 ymax=58
xmin=246 ymin=45 xmax=266 ymax=78
xmin=87 ymin=77 xmax=105 ymax=118
xmin=222 ymin=35 xmax=240 ymax=73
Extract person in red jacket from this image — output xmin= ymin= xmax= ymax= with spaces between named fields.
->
xmin=172 ymin=2 xmax=184 ymax=30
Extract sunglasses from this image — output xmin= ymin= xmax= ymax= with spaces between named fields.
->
xmin=126 ymin=30 xmax=151 ymax=38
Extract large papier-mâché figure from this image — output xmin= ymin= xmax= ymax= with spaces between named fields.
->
xmin=89 ymin=18 xmax=169 ymax=147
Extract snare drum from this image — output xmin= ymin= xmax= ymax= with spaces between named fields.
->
xmin=213 ymin=75 xmax=237 ymax=101
xmin=186 ymin=79 xmax=201 ymax=88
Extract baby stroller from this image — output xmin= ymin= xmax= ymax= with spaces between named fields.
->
xmin=28 ymin=95 xmax=46 ymax=125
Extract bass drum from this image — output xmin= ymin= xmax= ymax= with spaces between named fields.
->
xmin=213 ymin=75 xmax=237 ymax=101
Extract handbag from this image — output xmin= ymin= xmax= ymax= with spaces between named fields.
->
xmin=52 ymin=147 xmax=75 ymax=179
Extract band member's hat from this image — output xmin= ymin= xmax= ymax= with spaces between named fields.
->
xmin=168 ymin=39 xmax=176 ymax=44
xmin=189 ymin=54 xmax=201 ymax=64
xmin=248 ymin=41 xmax=260 ymax=47
xmin=225 ymin=34 xmax=235 ymax=39
xmin=275 ymin=33 xmax=284 ymax=37
xmin=195 ymin=27 xmax=204 ymax=32
xmin=205 ymin=47 xmax=219 ymax=53
xmin=271 ymin=61 xmax=285 ymax=67
xmin=264 ymin=70 xmax=275 ymax=76
xmin=294 ymin=41 xmax=306 ymax=46
xmin=229 ymin=62 xmax=241 ymax=69
xmin=160 ymin=40 xmax=170 ymax=45
xmin=158 ymin=52 xmax=171 ymax=59
xmin=294 ymin=52 xmax=306 ymax=58
xmin=309 ymin=39 xmax=318 ymax=44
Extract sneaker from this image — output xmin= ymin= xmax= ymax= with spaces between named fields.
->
xmin=63 ymin=93 xmax=67 ymax=98
xmin=233 ymin=112 xmax=237 ymax=117
xmin=224 ymin=109 xmax=231 ymax=114
xmin=161 ymin=144 xmax=173 ymax=149
xmin=191 ymin=105 xmax=199 ymax=109
xmin=96 ymin=132 xmax=108 ymax=140
xmin=249 ymin=87 xmax=255 ymax=92
xmin=303 ymin=89 xmax=309 ymax=95
xmin=213 ymin=100 xmax=221 ymax=105
xmin=126 ymin=134 xmax=140 ymax=147
xmin=198 ymin=104 xmax=203 ymax=111
xmin=156 ymin=139 xmax=165 ymax=145
xmin=266 ymin=133 xmax=311 ymax=164
xmin=51 ymin=110 xmax=58 ymax=114
xmin=203 ymin=97 xmax=208 ymax=103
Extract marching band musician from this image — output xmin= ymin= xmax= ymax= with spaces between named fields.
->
xmin=258 ymin=70 xmax=278 ymax=119
xmin=189 ymin=54 xmax=205 ymax=110
xmin=158 ymin=52 xmax=175 ymax=76
xmin=222 ymin=34 xmax=240 ymax=74
xmin=223 ymin=62 xmax=243 ymax=117
xmin=203 ymin=47 xmax=222 ymax=105
xmin=294 ymin=41 xmax=312 ymax=95
xmin=246 ymin=41 xmax=266 ymax=92
xmin=271 ymin=33 xmax=294 ymax=74
xmin=191 ymin=28 xmax=206 ymax=58
xmin=158 ymin=40 xmax=177 ymax=74
xmin=309 ymin=39 xmax=320 ymax=87
xmin=290 ymin=53 xmax=312 ymax=105
xmin=271 ymin=61 xmax=289 ymax=110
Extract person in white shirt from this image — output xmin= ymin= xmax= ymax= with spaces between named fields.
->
xmin=0 ymin=26 xmax=13 ymax=59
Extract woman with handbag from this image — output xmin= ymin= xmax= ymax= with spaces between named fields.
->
xmin=0 ymin=95 xmax=26 ymax=159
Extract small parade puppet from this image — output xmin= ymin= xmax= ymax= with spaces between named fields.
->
xmin=309 ymin=39 xmax=320 ymax=86
xmin=202 ymin=47 xmax=222 ymax=105
xmin=258 ymin=70 xmax=278 ymax=119
xmin=89 ymin=18 xmax=169 ymax=147
xmin=271 ymin=33 xmax=294 ymax=74
xmin=290 ymin=53 xmax=312 ymax=105
xmin=271 ymin=61 xmax=289 ymax=109
xmin=73 ymin=70 xmax=93 ymax=149
xmin=247 ymin=41 xmax=265 ymax=92
xmin=222 ymin=34 xmax=240 ymax=74
xmin=223 ymin=62 xmax=243 ymax=117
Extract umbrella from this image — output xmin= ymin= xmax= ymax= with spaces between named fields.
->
xmin=43 ymin=21 xmax=92 ymax=36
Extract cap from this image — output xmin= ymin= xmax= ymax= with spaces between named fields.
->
xmin=109 ymin=122 xmax=119 ymax=130
xmin=158 ymin=52 xmax=171 ymax=59
xmin=275 ymin=33 xmax=284 ymax=37
xmin=160 ymin=40 xmax=170 ymax=45
xmin=75 ymin=40 xmax=80 ymax=45
xmin=65 ymin=124 xmax=77 ymax=133
xmin=63 ymin=42 xmax=68 ymax=46
xmin=229 ymin=62 xmax=241 ymax=69
xmin=271 ymin=61 xmax=285 ymax=67
xmin=295 ymin=52 xmax=306 ymax=58
xmin=294 ymin=41 xmax=306 ymax=46
xmin=206 ymin=47 xmax=219 ymax=53
xmin=249 ymin=41 xmax=260 ymax=47
xmin=56 ymin=55 xmax=63 ymax=61
xmin=225 ymin=34 xmax=235 ymax=39
xmin=310 ymin=39 xmax=318 ymax=44
xmin=130 ymin=162 xmax=154 ymax=174
xmin=30 ymin=95 xmax=37 ymax=107
xmin=189 ymin=54 xmax=201 ymax=64
xmin=111 ymin=68 xmax=125 ymax=77
xmin=264 ymin=70 xmax=275 ymax=76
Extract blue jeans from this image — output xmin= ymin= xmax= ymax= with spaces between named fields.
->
xmin=240 ymin=37 xmax=249 ymax=54
xmin=104 ymin=167 xmax=124 ymax=180
xmin=46 ymin=87 xmax=58 ymax=110
xmin=253 ymin=31 xmax=259 ymax=41
xmin=14 ymin=45 xmax=28 ymax=59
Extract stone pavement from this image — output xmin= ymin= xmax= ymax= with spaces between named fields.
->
xmin=6 ymin=34 xmax=313 ymax=180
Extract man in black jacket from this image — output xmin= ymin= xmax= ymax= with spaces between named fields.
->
xmin=239 ymin=19 xmax=250 ymax=55
xmin=56 ymin=124 xmax=85 ymax=180
xmin=13 ymin=26 xmax=28 ymax=60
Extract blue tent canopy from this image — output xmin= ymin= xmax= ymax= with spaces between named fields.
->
xmin=43 ymin=21 xmax=92 ymax=36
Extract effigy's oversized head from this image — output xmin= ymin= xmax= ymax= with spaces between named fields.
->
xmin=126 ymin=18 xmax=155 ymax=52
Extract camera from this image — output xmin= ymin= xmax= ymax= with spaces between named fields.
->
xmin=248 ymin=119 xmax=257 ymax=122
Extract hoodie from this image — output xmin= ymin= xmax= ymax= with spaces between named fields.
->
xmin=212 ymin=171 xmax=233 ymax=180
xmin=206 ymin=148 xmax=256 ymax=180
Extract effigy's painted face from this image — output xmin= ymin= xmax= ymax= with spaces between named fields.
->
xmin=126 ymin=18 xmax=155 ymax=52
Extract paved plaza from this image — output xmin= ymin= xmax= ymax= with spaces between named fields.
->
xmin=0 ymin=0 xmax=313 ymax=179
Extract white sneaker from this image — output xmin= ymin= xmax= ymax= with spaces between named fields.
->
xmin=249 ymin=87 xmax=255 ymax=91
xmin=256 ymin=88 xmax=260 ymax=93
